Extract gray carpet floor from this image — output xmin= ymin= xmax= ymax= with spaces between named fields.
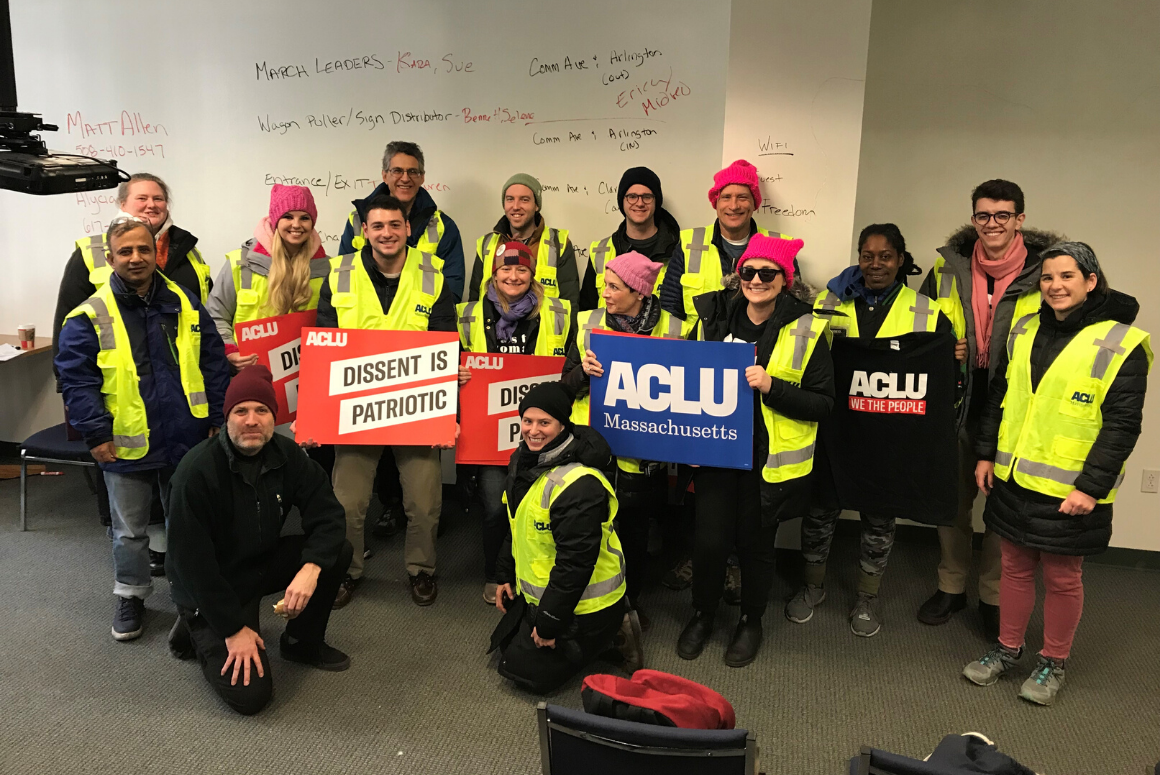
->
xmin=2 ymin=467 xmax=1158 ymax=774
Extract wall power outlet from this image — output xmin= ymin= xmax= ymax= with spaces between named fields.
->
xmin=1143 ymin=470 xmax=1160 ymax=494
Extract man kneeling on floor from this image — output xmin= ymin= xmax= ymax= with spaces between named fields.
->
xmin=491 ymin=382 xmax=644 ymax=694
xmin=166 ymin=365 xmax=353 ymax=715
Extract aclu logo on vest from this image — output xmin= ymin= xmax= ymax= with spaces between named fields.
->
xmin=588 ymin=332 xmax=754 ymax=469
xmin=848 ymin=370 xmax=928 ymax=415
xmin=1071 ymin=391 xmax=1095 ymax=404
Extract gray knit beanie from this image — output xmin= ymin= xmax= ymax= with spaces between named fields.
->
xmin=502 ymin=173 xmax=542 ymax=209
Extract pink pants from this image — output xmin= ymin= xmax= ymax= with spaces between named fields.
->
xmin=998 ymin=538 xmax=1085 ymax=660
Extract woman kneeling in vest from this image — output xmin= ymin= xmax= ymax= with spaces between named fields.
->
xmin=491 ymin=382 xmax=644 ymax=694
xmin=562 ymin=251 xmax=682 ymax=629
xmin=963 ymin=242 xmax=1151 ymax=705
xmin=457 ymin=241 xmax=573 ymax=604
xmin=790 ymin=224 xmax=956 ymax=637
xmin=680 ymin=235 xmax=835 ymax=668
xmin=206 ymin=184 xmax=330 ymax=371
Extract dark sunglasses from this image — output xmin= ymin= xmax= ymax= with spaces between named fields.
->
xmin=738 ymin=265 xmax=783 ymax=283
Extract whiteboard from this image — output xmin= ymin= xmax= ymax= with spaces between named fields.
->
xmin=0 ymin=0 xmax=731 ymax=335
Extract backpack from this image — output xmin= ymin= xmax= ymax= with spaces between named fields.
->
xmin=581 ymin=670 xmax=735 ymax=730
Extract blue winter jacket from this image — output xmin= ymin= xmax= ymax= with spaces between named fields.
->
xmin=55 ymin=271 xmax=231 ymax=474
xmin=337 ymin=184 xmax=465 ymax=302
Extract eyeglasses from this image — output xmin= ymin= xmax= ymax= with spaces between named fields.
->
xmin=738 ymin=266 xmax=783 ymax=283
xmin=972 ymin=211 xmax=1019 ymax=225
xmin=387 ymin=167 xmax=423 ymax=179
xmin=109 ymin=215 xmax=149 ymax=226
xmin=623 ymin=193 xmax=655 ymax=205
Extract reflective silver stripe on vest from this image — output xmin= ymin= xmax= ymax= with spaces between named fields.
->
xmin=660 ymin=314 xmax=683 ymax=339
xmin=335 ymin=253 xmax=357 ymax=293
xmin=418 ymin=252 xmax=439 ymax=296
xmin=425 ymin=214 xmax=440 ymax=245
xmin=240 ymin=257 xmax=253 ymax=290
xmin=687 ymin=227 xmax=707 ymax=274
xmin=581 ymin=310 xmax=606 ymax=350
xmin=519 ymin=523 xmax=626 ymax=601
xmin=88 ymin=235 xmax=108 ymax=267
xmin=789 ymin=315 xmax=817 ymax=370
xmin=545 ymin=297 xmax=566 ymax=335
xmin=766 ymin=442 xmax=815 ymax=470
xmin=994 ymin=451 xmax=1013 ymax=467
xmin=83 ymin=296 xmax=117 ymax=351
xmin=818 ymin=292 xmax=841 ymax=313
xmin=936 ymin=262 xmax=955 ymax=299
xmin=113 ymin=434 xmax=147 ymax=449
xmin=540 ymin=462 xmax=584 ymax=509
xmin=459 ymin=301 xmax=478 ymax=349
xmin=1016 ymin=458 xmax=1080 ymax=487
xmin=546 ymin=230 xmax=560 ymax=269
xmin=1092 ymin=323 xmax=1130 ymax=380
xmin=1007 ymin=312 xmax=1036 ymax=357
xmin=592 ymin=237 xmax=613 ymax=273
xmin=909 ymin=294 xmax=936 ymax=332
xmin=188 ymin=391 xmax=207 ymax=407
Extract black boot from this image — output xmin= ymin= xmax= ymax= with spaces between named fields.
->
xmin=167 ymin=616 xmax=195 ymax=660
xmin=724 ymin=615 xmax=763 ymax=668
xmin=917 ymin=590 xmax=966 ymax=625
xmin=979 ymin=601 xmax=1000 ymax=642
xmin=677 ymin=610 xmax=714 ymax=660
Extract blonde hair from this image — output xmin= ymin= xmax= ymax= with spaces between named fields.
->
xmin=488 ymin=274 xmax=544 ymax=319
xmin=266 ymin=229 xmax=315 ymax=316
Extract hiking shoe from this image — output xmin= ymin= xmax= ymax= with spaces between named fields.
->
xmin=849 ymin=594 xmax=881 ymax=637
xmin=662 ymin=556 xmax=694 ymax=590
xmin=1020 ymin=656 xmax=1066 ymax=705
xmin=785 ymin=584 xmax=826 ymax=624
xmin=963 ymin=643 xmax=1023 ymax=686
xmin=280 ymin=633 xmax=351 ymax=672
xmin=112 ymin=596 xmax=145 ymax=641
xmin=614 ymin=610 xmax=645 ymax=674
xmin=723 ymin=564 xmax=742 ymax=606
xmin=483 ymin=582 xmax=498 ymax=605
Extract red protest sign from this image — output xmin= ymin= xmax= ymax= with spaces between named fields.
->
xmin=294 ymin=328 xmax=458 ymax=446
xmin=455 ymin=352 xmax=565 ymax=465
xmin=235 ymin=310 xmax=316 ymax=425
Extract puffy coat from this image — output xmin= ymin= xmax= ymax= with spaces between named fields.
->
xmin=976 ymin=290 xmax=1149 ymax=555
xmin=55 ymin=271 xmax=231 ymax=474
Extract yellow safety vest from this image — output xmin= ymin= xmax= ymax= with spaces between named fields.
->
xmin=677 ymin=226 xmax=786 ymax=336
xmin=64 ymin=274 xmax=209 ymax=460
xmin=475 ymin=228 xmax=569 ymax=302
xmin=346 ymin=207 xmax=445 ymax=255
xmin=587 ymin=235 xmax=669 ymax=310
xmin=505 ymin=460 xmax=626 ymax=614
xmin=758 ymin=313 xmax=831 ymax=483
xmin=77 ymin=234 xmax=211 ymax=304
xmin=929 ymin=255 xmax=1041 ymax=342
xmin=813 ymin=286 xmax=941 ymax=338
xmin=226 ymin=243 xmax=327 ymax=324
xmin=994 ymin=313 xmax=1152 ymax=503
xmin=456 ymin=297 xmax=571 ymax=356
xmin=569 ymin=307 xmax=684 ymax=473
xmin=328 ymin=248 xmax=444 ymax=331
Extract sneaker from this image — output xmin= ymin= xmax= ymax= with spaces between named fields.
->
xmin=723 ymin=564 xmax=742 ymax=606
xmin=849 ymin=593 xmax=881 ymax=638
xmin=1020 ymin=655 xmax=1066 ymax=705
xmin=148 ymin=550 xmax=166 ymax=577
xmin=332 ymin=575 xmax=361 ymax=610
xmin=280 ymin=632 xmax=351 ymax=672
xmin=614 ymin=610 xmax=645 ymax=674
xmin=662 ymin=556 xmax=694 ymax=591
xmin=785 ymin=584 xmax=826 ymax=624
xmin=112 ymin=596 xmax=145 ymax=641
xmin=483 ymin=582 xmax=498 ymax=605
xmin=963 ymin=643 xmax=1023 ymax=686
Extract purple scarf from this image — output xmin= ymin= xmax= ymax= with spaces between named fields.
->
xmin=487 ymin=284 xmax=537 ymax=340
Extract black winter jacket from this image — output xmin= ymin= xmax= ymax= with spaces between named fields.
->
xmin=467 ymin=296 xmax=576 ymax=356
xmin=315 ymin=245 xmax=457 ymax=332
xmin=976 ymin=290 xmax=1150 ymax=555
xmin=166 ymin=432 xmax=348 ymax=638
xmin=496 ymin=425 xmax=618 ymax=640
xmin=52 ymin=225 xmax=208 ymax=387
xmin=693 ymin=287 xmax=836 ymax=521
xmin=578 ymin=207 xmax=681 ymax=310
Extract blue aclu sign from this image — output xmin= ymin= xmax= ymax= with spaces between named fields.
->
xmin=588 ymin=331 xmax=755 ymax=469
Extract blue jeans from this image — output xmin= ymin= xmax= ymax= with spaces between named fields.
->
xmin=477 ymin=465 xmax=509 ymax=582
xmin=105 ymin=468 xmax=172 ymax=599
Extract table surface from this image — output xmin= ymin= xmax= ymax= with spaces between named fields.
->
xmin=0 ymin=334 xmax=53 ymax=359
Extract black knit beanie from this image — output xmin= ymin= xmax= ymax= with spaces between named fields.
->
xmin=617 ymin=166 xmax=663 ymax=214
xmin=518 ymin=381 xmax=575 ymax=428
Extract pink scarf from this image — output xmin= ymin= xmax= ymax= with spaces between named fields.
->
xmin=971 ymin=232 xmax=1027 ymax=368
xmin=252 ymin=216 xmax=325 ymax=259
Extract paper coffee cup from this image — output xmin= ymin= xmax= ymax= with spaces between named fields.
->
xmin=17 ymin=324 xmax=35 ymax=350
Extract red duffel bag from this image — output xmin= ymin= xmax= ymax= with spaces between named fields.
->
xmin=580 ymin=669 xmax=736 ymax=730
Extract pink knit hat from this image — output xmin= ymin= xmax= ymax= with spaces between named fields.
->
xmin=736 ymin=234 xmax=804 ymax=288
xmin=708 ymin=159 xmax=762 ymax=210
xmin=268 ymin=183 xmax=318 ymax=226
xmin=605 ymin=251 xmax=664 ymax=296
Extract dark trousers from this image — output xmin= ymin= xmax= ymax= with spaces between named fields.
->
xmin=476 ymin=465 xmax=509 ymax=582
xmin=497 ymin=600 xmax=624 ymax=695
xmin=692 ymin=466 xmax=776 ymax=619
xmin=615 ymin=468 xmax=666 ymax=607
xmin=180 ymin=536 xmax=353 ymax=716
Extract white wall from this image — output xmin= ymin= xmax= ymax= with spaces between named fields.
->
xmin=853 ymin=0 xmax=1160 ymax=550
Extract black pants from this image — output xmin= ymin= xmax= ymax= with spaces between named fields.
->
xmin=497 ymin=601 xmax=624 ymax=695
xmin=180 ymin=536 xmax=353 ymax=715
xmin=692 ymin=466 xmax=776 ymax=619
xmin=615 ymin=467 xmax=667 ymax=607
